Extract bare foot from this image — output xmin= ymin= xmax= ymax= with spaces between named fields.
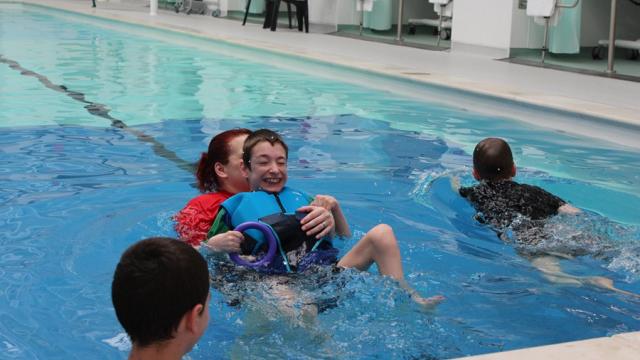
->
xmin=412 ymin=294 xmax=445 ymax=309
xmin=585 ymin=276 xmax=639 ymax=297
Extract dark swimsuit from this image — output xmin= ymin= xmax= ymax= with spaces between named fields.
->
xmin=460 ymin=180 xmax=566 ymax=245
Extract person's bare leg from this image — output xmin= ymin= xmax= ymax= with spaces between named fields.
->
xmin=338 ymin=224 xmax=444 ymax=307
xmin=267 ymin=279 xmax=318 ymax=327
xmin=531 ymin=256 xmax=638 ymax=297
xmin=338 ymin=224 xmax=403 ymax=279
xmin=531 ymin=256 xmax=583 ymax=285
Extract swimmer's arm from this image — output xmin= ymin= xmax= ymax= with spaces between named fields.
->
xmin=204 ymin=231 xmax=243 ymax=254
xmin=558 ymin=203 xmax=581 ymax=215
xmin=451 ymin=176 xmax=461 ymax=190
xmin=203 ymin=209 xmax=242 ymax=256
xmin=312 ymin=195 xmax=351 ymax=238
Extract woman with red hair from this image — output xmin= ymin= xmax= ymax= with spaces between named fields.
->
xmin=174 ymin=129 xmax=252 ymax=247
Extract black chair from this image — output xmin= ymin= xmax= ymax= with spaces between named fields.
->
xmin=243 ymin=0 xmax=289 ymax=28
xmin=242 ymin=0 xmax=308 ymax=33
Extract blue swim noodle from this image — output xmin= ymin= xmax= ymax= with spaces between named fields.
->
xmin=229 ymin=222 xmax=277 ymax=268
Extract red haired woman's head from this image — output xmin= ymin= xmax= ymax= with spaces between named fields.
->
xmin=196 ymin=128 xmax=252 ymax=192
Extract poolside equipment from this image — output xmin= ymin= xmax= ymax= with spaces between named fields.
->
xmin=175 ymin=0 xmax=207 ymax=15
xmin=267 ymin=0 xmax=309 ymax=32
xmin=592 ymin=39 xmax=640 ymax=60
xmin=362 ymin=0 xmax=393 ymax=32
xmin=229 ymin=221 xmax=278 ymax=268
xmin=526 ymin=0 xmax=580 ymax=63
xmin=592 ymin=0 xmax=640 ymax=61
xmin=242 ymin=0 xmax=272 ymax=28
xmin=356 ymin=0 xmax=394 ymax=34
xmin=407 ymin=0 xmax=453 ymax=47
xmin=356 ymin=0 xmax=373 ymax=35
xmin=243 ymin=0 xmax=309 ymax=32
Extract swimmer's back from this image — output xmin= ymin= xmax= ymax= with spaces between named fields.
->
xmin=459 ymin=180 xmax=566 ymax=228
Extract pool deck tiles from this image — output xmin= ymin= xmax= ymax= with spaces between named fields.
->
xmin=459 ymin=331 xmax=640 ymax=360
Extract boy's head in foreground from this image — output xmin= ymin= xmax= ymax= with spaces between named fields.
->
xmin=112 ymin=237 xmax=210 ymax=354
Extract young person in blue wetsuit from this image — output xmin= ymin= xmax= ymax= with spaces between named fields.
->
xmin=207 ymin=129 xmax=444 ymax=307
xmin=459 ymin=137 xmax=636 ymax=296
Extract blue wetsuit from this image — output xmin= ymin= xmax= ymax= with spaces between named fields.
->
xmin=215 ymin=187 xmax=338 ymax=273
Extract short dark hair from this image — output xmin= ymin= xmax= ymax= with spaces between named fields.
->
xmin=196 ymin=128 xmax=252 ymax=193
xmin=112 ymin=237 xmax=209 ymax=347
xmin=473 ymin=137 xmax=514 ymax=181
xmin=242 ymin=129 xmax=289 ymax=169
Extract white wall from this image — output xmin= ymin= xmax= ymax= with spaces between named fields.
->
xmin=451 ymin=0 xmax=514 ymax=57
xmin=225 ymin=0 xmax=245 ymax=12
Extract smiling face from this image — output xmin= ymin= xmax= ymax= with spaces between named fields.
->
xmin=242 ymin=140 xmax=288 ymax=193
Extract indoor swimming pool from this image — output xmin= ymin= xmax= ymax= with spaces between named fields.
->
xmin=1 ymin=3 xmax=639 ymax=359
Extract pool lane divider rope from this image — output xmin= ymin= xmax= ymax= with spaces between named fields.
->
xmin=0 ymin=54 xmax=195 ymax=174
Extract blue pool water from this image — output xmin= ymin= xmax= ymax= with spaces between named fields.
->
xmin=1 ymin=3 xmax=640 ymax=359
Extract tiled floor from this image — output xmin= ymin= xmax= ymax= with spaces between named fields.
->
xmin=333 ymin=25 xmax=451 ymax=50
xmin=508 ymin=48 xmax=640 ymax=81
xmin=460 ymin=331 xmax=640 ymax=360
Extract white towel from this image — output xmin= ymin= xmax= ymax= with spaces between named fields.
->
xmin=526 ymin=0 xmax=556 ymax=17
xmin=534 ymin=12 xmax=559 ymax=27
xmin=429 ymin=0 xmax=451 ymax=4
xmin=356 ymin=0 xmax=374 ymax=12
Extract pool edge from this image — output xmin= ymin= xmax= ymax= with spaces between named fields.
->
xmin=457 ymin=331 xmax=640 ymax=360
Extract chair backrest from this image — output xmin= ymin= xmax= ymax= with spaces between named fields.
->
xmin=526 ymin=0 xmax=557 ymax=17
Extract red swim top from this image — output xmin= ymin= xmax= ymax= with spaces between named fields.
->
xmin=174 ymin=190 xmax=233 ymax=246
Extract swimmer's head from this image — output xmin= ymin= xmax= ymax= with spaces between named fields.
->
xmin=112 ymin=237 xmax=210 ymax=349
xmin=242 ymin=129 xmax=289 ymax=193
xmin=196 ymin=128 xmax=252 ymax=193
xmin=472 ymin=138 xmax=516 ymax=181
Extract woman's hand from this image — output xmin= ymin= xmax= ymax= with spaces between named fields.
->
xmin=311 ymin=195 xmax=338 ymax=212
xmin=204 ymin=231 xmax=244 ymax=253
xmin=311 ymin=194 xmax=351 ymax=238
xmin=297 ymin=205 xmax=335 ymax=239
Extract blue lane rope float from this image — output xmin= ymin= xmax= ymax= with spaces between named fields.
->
xmin=229 ymin=222 xmax=277 ymax=268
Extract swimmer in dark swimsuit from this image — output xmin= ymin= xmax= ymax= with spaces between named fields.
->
xmin=458 ymin=137 xmax=636 ymax=297
xmin=459 ymin=137 xmax=579 ymax=235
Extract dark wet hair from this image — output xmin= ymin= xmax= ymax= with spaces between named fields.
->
xmin=111 ymin=237 xmax=209 ymax=347
xmin=473 ymin=137 xmax=514 ymax=181
xmin=242 ymin=129 xmax=289 ymax=169
xmin=196 ymin=128 xmax=252 ymax=193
